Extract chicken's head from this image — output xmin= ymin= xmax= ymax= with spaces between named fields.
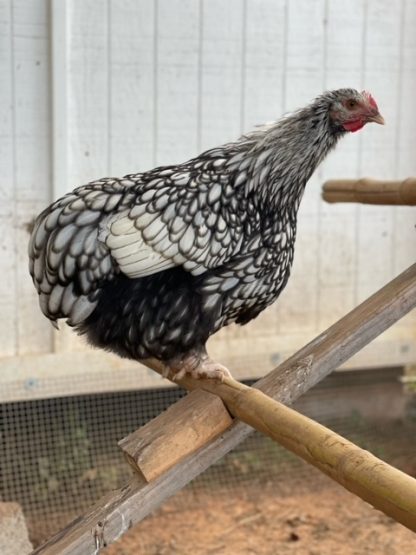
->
xmin=330 ymin=89 xmax=385 ymax=133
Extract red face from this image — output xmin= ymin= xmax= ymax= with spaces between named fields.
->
xmin=336 ymin=91 xmax=385 ymax=133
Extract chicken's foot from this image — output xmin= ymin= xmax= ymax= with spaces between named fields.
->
xmin=163 ymin=351 xmax=232 ymax=382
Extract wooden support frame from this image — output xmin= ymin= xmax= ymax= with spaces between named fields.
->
xmin=33 ymin=263 xmax=416 ymax=554
xmin=121 ymin=376 xmax=416 ymax=531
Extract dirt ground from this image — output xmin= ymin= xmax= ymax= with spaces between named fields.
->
xmin=105 ymin=483 xmax=416 ymax=555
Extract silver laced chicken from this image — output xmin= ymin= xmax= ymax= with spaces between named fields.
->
xmin=29 ymin=89 xmax=384 ymax=380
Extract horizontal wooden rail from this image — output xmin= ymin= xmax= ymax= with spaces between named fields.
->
xmin=322 ymin=177 xmax=416 ymax=205
xmin=33 ymin=263 xmax=416 ymax=554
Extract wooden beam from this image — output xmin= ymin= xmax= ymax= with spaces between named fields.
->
xmin=118 ymin=389 xmax=233 ymax=482
xmin=322 ymin=177 xmax=416 ymax=205
xmin=33 ymin=263 xmax=416 ymax=554
xmin=118 ymin=375 xmax=416 ymax=532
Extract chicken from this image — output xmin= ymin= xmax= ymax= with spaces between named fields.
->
xmin=29 ymin=89 xmax=384 ymax=380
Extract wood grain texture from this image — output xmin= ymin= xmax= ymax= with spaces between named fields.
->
xmin=0 ymin=0 xmax=53 ymax=357
xmin=51 ymin=0 xmax=69 ymax=199
xmin=120 ymin=374 xmax=416 ymax=533
xmin=394 ymin=0 xmax=416 ymax=305
xmin=14 ymin=0 xmax=53 ymax=355
xmin=323 ymin=178 xmax=416 ymax=205
xmin=109 ymin=0 xmax=155 ymax=175
xmin=119 ymin=389 xmax=233 ymax=482
xmin=0 ymin=0 xmax=17 ymax=356
xmin=155 ymin=0 xmax=199 ymax=165
xmin=198 ymin=0 xmax=243 ymax=151
xmin=243 ymin=0 xmax=286 ymax=129
xmin=356 ymin=0 xmax=403 ymax=304
xmin=33 ymin=263 xmax=416 ymax=554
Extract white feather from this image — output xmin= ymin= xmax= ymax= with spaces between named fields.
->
xmin=112 ymin=241 xmax=144 ymax=259
xmin=128 ymin=258 xmax=174 ymax=278
xmin=118 ymin=248 xmax=174 ymax=277
xmin=111 ymin=215 xmax=135 ymax=235
xmin=179 ymin=226 xmax=196 ymax=254
xmin=106 ymin=231 xmax=141 ymax=249
xmin=142 ymin=218 xmax=165 ymax=241
xmin=110 ymin=226 xmax=175 ymax=278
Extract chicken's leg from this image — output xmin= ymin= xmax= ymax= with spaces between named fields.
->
xmin=163 ymin=349 xmax=232 ymax=382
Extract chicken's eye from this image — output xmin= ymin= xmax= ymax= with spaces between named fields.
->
xmin=346 ymin=99 xmax=357 ymax=109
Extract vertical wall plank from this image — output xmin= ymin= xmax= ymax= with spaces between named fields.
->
xmin=393 ymin=0 xmax=416 ymax=327
xmin=0 ymin=0 xmax=17 ymax=356
xmin=322 ymin=0 xmax=365 ymax=195
xmin=356 ymin=0 xmax=403 ymax=302
xmin=51 ymin=0 xmax=69 ymax=198
xmin=395 ymin=0 xmax=416 ymax=274
xmin=13 ymin=0 xmax=50 ymax=204
xmin=156 ymin=0 xmax=200 ymax=165
xmin=67 ymin=0 xmax=109 ymax=184
xmin=276 ymin=0 xmax=325 ymax=336
xmin=316 ymin=0 xmax=365 ymax=329
xmin=0 ymin=0 xmax=14 ymax=214
xmin=109 ymin=0 xmax=155 ymax=175
xmin=55 ymin=0 xmax=110 ymax=353
xmin=11 ymin=0 xmax=53 ymax=355
xmin=244 ymin=0 xmax=286 ymax=129
xmin=284 ymin=0 xmax=325 ymax=106
xmin=198 ymin=0 xmax=243 ymax=151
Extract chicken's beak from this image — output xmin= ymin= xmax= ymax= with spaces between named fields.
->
xmin=368 ymin=113 xmax=385 ymax=125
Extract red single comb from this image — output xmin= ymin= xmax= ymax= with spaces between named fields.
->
xmin=362 ymin=90 xmax=378 ymax=110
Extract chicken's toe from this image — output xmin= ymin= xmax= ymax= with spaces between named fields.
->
xmin=167 ymin=354 xmax=232 ymax=382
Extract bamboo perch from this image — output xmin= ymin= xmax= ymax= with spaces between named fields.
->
xmin=322 ymin=177 xmax=416 ymax=205
xmin=122 ymin=374 xmax=416 ymax=532
xmin=209 ymin=379 xmax=416 ymax=532
xmin=33 ymin=263 xmax=416 ymax=555
xmin=119 ymin=362 xmax=416 ymax=531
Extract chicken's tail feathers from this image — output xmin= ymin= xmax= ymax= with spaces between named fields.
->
xmin=28 ymin=184 xmax=122 ymax=326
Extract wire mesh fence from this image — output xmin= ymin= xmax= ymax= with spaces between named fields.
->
xmin=0 ymin=367 xmax=415 ymax=549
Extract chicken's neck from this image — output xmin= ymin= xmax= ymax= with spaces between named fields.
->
xmin=232 ymin=102 xmax=345 ymax=216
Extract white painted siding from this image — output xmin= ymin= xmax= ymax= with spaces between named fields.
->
xmin=0 ymin=0 xmax=53 ymax=358
xmin=1 ymin=0 xmax=416 ymax=399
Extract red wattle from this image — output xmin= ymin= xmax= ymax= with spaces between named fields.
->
xmin=343 ymin=119 xmax=365 ymax=133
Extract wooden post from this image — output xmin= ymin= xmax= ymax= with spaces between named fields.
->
xmin=118 ymin=389 xmax=232 ymax=482
xmin=32 ymin=263 xmax=416 ymax=554
xmin=322 ymin=177 xmax=416 ymax=205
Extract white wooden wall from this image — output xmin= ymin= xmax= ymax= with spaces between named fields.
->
xmin=1 ymin=0 xmax=416 ymax=401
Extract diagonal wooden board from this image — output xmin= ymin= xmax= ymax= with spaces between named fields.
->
xmin=33 ymin=263 xmax=416 ymax=554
